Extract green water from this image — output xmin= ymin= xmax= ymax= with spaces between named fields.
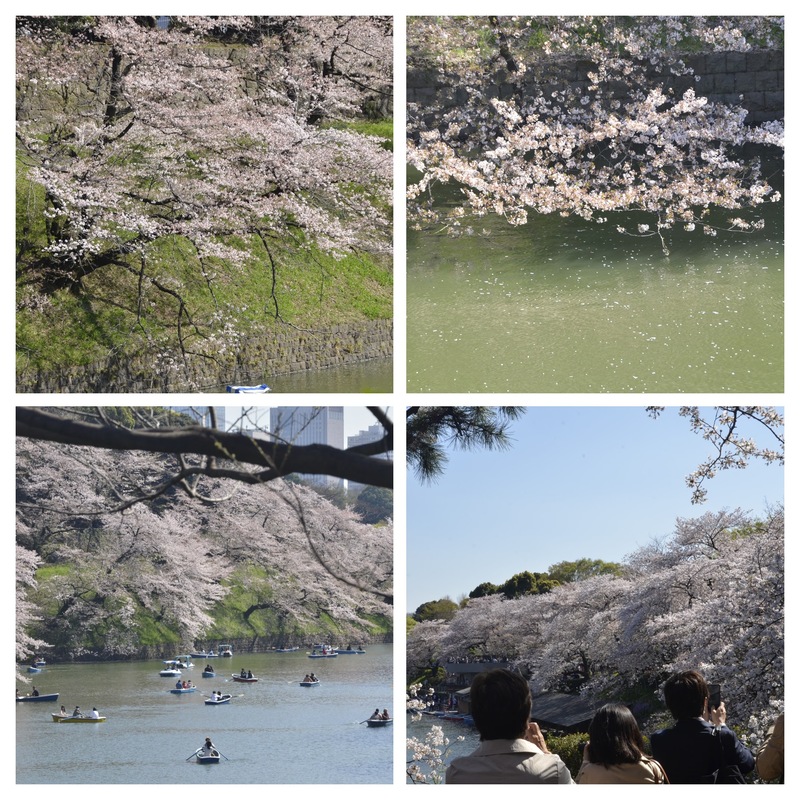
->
xmin=407 ymin=204 xmax=783 ymax=393
xmin=17 ymin=647 xmax=393 ymax=784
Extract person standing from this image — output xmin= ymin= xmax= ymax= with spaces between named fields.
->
xmin=576 ymin=704 xmax=667 ymax=783
xmin=756 ymin=713 xmax=784 ymax=782
xmin=650 ymin=670 xmax=754 ymax=783
xmin=445 ymin=668 xmax=573 ymax=784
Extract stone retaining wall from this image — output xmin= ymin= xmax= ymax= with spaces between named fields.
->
xmin=409 ymin=50 xmax=784 ymax=124
xmin=17 ymin=318 xmax=392 ymax=393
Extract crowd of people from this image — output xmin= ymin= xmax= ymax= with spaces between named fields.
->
xmin=444 ymin=668 xmax=783 ymax=784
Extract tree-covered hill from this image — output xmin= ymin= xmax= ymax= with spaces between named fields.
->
xmin=16 ymin=436 xmax=392 ymax=660
xmin=16 ymin=16 xmax=393 ymax=389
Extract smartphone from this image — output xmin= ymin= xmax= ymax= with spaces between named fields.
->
xmin=708 ymin=683 xmax=722 ymax=710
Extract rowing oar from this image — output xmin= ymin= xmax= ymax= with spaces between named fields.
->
xmin=185 ymin=749 xmax=201 ymax=761
xmin=216 ymin=749 xmax=230 ymax=761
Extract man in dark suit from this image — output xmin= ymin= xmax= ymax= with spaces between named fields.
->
xmin=650 ymin=670 xmax=754 ymax=783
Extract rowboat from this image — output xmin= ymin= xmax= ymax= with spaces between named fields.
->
xmin=191 ymin=650 xmax=218 ymax=658
xmin=33 ymin=659 xmax=47 ymax=667
xmin=299 ymin=680 xmax=320 ymax=687
xmin=366 ymin=718 xmax=392 ymax=727
xmin=275 ymin=647 xmax=299 ymax=653
xmin=201 ymin=670 xmax=216 ymax=678
xmin=16 ymin=692 xmax=59 ymax=703
xmin=27 ymin=666 xmax=43 ymax=673
xmin=204 ymin=694 xmax=233 ymax=705
xmin=195 ymin=750 xmax=221 ymax=764
xmin=160 ymin=668 xmax=182 ymax=677
xmin=335 ymin=647 xmax=366 ymax=654
xmin=226 ymin=384 xmax=270 ymax=394
xmin=308 ymin=645 xmax=337 ymax=659
xmin=231 ymin=674 xmax=258 ymax=683
xmin=218 ymin=645 xmax=233 ymax=657
xmin=53 ymin=716 xmax=107 ymax=723
xmin=169 ymin=686 xmax=197 ymax=694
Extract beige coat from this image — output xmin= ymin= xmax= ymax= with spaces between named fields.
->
xmin=576 ymin=756 xmax=668 ymax=784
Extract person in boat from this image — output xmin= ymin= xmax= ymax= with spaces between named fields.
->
xmin=176 ymin=680 xmax=182 ymax=689
xmin=59 ymin=705 xmax=67 ymax=716
xmin=310 ymin=673 xmax=317 ymax=682
xmin=31 ymin=686 xmax=39 ymax=697
xmin=240 ymin=669 xmax=247 ymax=678
xmin=201 ymin=737 xmax=218 ymax=756
xmin=370 ymin=708 xmax=381 ymax=720
xmin=89 ymin=707 xmax=100 ymax=719
xmin=381 ymin=709 xmax=390 ymax=720
xmin=72 ymin=706 xmax=82 ymax=717
xmin=247 ymin=670 xmax=253 ymax=679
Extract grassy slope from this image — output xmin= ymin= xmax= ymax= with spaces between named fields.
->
xmin=16 ymin=120 xmax=392 ymax=373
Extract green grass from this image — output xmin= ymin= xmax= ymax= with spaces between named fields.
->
xmin=16 ymin=115 xmax=393 ymax=377
xmin=16 ymin=214 xmax=392 ymax=374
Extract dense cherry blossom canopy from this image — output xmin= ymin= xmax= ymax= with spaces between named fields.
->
xmin=17 ymin=16 xmax=392 ymax=372
xmin=408 ymin=16 xmax=783 ymax=253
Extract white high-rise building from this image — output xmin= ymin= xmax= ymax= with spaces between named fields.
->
xmin=347 ymin=423 xmax=392 ymax=494
xmin=270 ymin=407 xmax=344 ymax=488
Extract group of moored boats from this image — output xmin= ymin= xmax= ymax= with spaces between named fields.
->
xmin=307 ymin=643 xmax=366 ymax=658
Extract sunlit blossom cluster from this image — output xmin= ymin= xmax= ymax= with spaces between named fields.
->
xmin=408 ymin=16 xmax=783 ymax=250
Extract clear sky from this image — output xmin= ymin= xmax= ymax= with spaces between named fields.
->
xmin=406 ymin=406 xmax=784 ymax=612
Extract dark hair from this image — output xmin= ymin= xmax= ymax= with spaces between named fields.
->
xmin=586 ymin=704 xmax=645 ymax=766
xmin=663 ymin=670 xmax=709 ymax=720
xmin=470 ymin=669 xmax=531 ymax=740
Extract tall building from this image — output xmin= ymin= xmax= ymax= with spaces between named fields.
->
xmin=347 ymin=423 xmax=392 ymax=495
xmin=270 ymin=407 xmax=344 ymax=488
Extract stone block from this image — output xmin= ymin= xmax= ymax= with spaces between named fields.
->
xmin=754 ymin=71 xmax=779 ymax=92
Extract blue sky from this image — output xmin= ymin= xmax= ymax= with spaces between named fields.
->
xmin=406 ymin=407 xmax=784 ymax=612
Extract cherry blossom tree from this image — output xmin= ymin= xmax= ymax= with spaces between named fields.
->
xmin=17 ymin=16 xmax=392 ymax=378
xmin=408 ymin=16 xmax=783 ymax=253
xmin=16 ymin=545 xmax=48 ymax=665
xmin=17 ymin=430 xmax=393 ymax=659
xmin=406 ymin=507 xmax=783 ymax=747
xmin=647 ymin=406 xmax=784 ymax=503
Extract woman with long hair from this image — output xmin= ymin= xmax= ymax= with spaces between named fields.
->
xmin=576 ymin=703 xmax=668 ymax=784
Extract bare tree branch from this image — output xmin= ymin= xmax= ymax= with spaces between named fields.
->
xmin=17 ymin=407 xmax=393 ymax=489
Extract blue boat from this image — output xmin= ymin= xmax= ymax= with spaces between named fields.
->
xmin=16 ymin=692 xmax=59 ymax=703
xmin=169 ymin=686 xmax=197 ymax=694
xmin=226 ymin=384 xmax=270 ymax=394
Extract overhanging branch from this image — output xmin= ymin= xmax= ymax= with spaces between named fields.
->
xmin=17 ymin=407 xmax=393 ymax=489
